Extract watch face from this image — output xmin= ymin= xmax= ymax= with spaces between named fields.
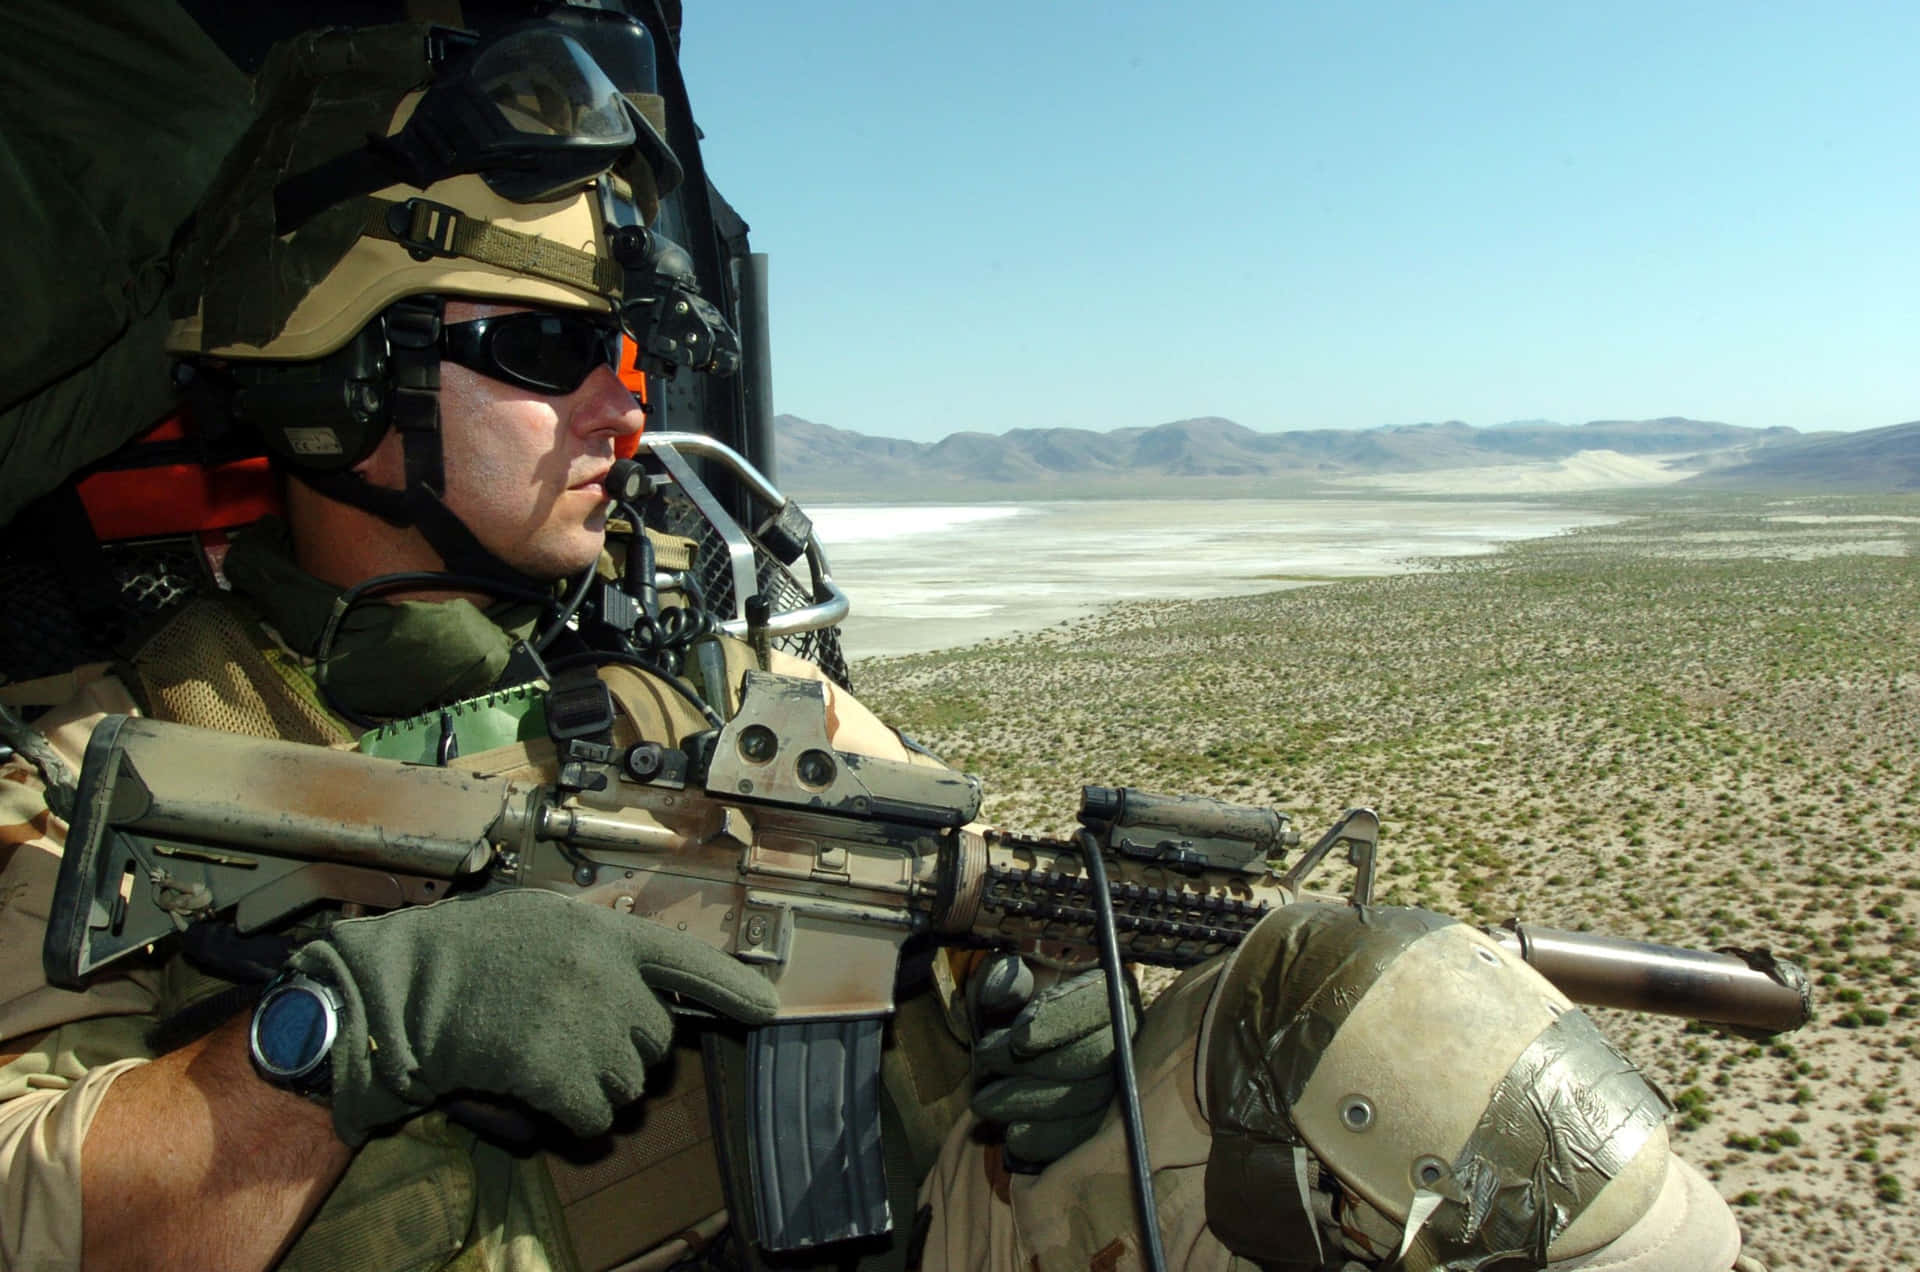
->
xmin=254 ymin=983 xmax=335 ymax=1079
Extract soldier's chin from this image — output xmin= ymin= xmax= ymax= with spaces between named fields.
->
xmin=505 ymin=527 xmax=607 ymax=583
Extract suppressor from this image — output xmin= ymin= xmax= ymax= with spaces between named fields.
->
xmin=1486 ymin=920 xmax=1813 ymax=1036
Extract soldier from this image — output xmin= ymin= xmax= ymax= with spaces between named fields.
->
xmin=0 ymin=16 xmax=825 ymax=1270
xmin=0 ymin=14 xmax=1761 ymax=1272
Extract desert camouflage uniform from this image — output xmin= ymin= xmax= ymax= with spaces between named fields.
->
xmin=0 ymin=547 xmax=970 ymax=1271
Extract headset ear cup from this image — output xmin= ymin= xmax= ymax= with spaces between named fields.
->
xmin=234 ymin=324 xmax=392 ymax=472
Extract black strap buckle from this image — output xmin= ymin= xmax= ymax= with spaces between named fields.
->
xmin=548 ymin=677 xmax=618 ymax=795
xmin=384 ymin=299 xmax=443 ymax=351
xmin=387 ymin=198 xmax=464 ymax=262
xmin=382 ymin=298 xmax=443 ymax=448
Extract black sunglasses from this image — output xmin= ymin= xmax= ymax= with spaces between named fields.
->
xmin=439 ymin=311 xmax=624 ymax=394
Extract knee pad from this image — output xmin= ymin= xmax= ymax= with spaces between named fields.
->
xmin=1196 ymin=902 xmax=1738 ymax=1271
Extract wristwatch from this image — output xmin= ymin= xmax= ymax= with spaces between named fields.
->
xmin=249 ymin=970 xmax=343 ymax=1097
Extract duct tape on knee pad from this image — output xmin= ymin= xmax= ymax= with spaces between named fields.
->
xmin=1194 ymin=902 xmax=1692 ymax=1271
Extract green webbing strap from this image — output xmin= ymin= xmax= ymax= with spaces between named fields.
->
xmin=363 ymin=197 xmax=622 ymax=296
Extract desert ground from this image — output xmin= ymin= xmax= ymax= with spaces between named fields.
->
xmin=853 ymin=490 xmax=1920 ymax=1270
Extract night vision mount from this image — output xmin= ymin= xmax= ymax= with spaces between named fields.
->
xmin=611 ymin=227 xmax=742 ymax=378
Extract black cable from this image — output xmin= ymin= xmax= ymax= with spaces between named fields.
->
xmin=544 ymin=649 xmax=724 ymax=728
xmin=594 ymin=503 xmax=718 ymax=670
xmin=1074 ymin=828 xmax=1168 ymax=1272
xmin=532 ymin=561 xmax=598 ymax=653
xmin=535 ymin=524 xmax=726 ymax=728
xmin=536 ymin=484 xmax=663 ymax=657
xmin=649 ymin=601 xmax=716 ymax=648
xmin=615 ymin=556 xmax=717 ymax=671
xmin=314 ymin=571 xmax=565 ymax=728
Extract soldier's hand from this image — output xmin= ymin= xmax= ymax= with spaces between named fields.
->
xmin=967 ymin=954 xmax=1138 ymax=1167
xmin=287 ymin=889 xmax=779 ymax=1145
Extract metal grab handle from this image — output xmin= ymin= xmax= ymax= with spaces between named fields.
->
xmin=639 ymin=431 xmax=785 ymax=506
xmin=635 ymin=432 xmax=850 ymax=638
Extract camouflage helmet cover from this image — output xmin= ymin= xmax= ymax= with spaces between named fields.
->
xmin=167 ymin=22 xmax=643 ymax=362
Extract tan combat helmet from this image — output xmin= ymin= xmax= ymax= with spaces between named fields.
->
xmin=1197 ymin=902 xmax=1741 ymax=1271
xmin=167 ymin=15 xmax=734 ymax=584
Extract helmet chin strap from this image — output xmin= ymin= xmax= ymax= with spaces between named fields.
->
xmin=293 ymin=296 xmax=549 ymax=594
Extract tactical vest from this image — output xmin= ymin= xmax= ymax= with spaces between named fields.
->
xmin=124 ymin=597 xmax=972 ymax=1272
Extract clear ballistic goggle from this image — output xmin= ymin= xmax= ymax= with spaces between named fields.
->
xmin=534 ymin=3 xmax=682 ymax=196
xmin=274 ymin=11 xmax=678 ymax=232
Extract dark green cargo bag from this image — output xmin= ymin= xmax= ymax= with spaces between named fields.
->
xmin=0 ymin=0 xmax=250 ymax=524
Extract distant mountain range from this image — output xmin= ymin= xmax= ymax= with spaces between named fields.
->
xmin=769 ymin=414 xmax=1858 ymax=496
xmin=1684 ymin=420 xmax=1920 ymax=492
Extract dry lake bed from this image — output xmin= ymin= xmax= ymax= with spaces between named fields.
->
xmin=810 ymin=497 xmax=1619 ymax=657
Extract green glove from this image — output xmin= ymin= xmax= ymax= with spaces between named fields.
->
xmin=288 ymin=889 xmax=780 ymax=1145
xmin=968 ymin=955 xmax=1138 ymax=1166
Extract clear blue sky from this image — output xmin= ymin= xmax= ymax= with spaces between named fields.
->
xmin=678 ymin=2 xmax=1918 ymax=442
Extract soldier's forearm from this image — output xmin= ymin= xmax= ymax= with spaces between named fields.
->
xmin=80 ymin=1014 xmax=352 ymax=1272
